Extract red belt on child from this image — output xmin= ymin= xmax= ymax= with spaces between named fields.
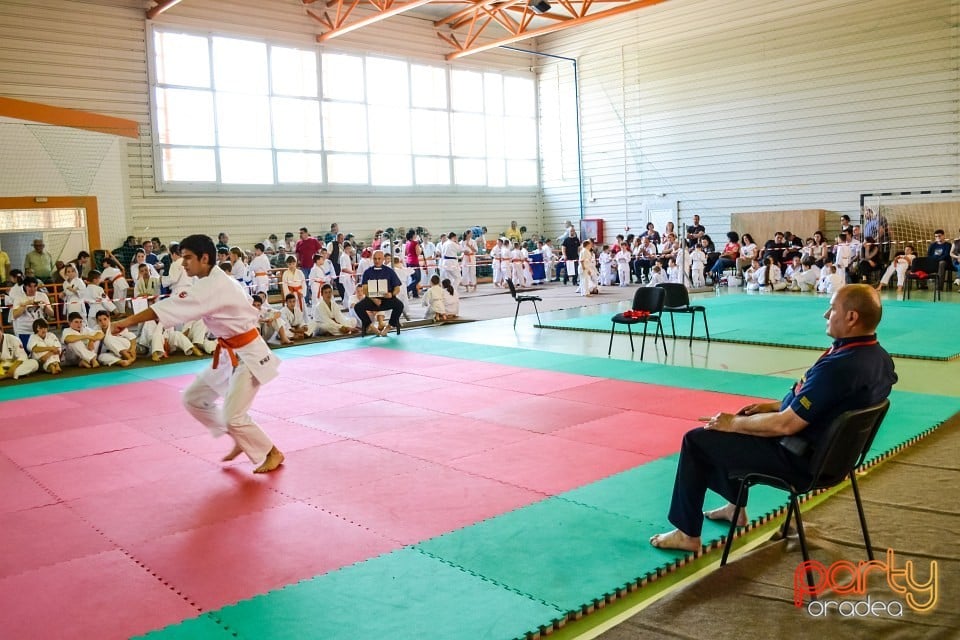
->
xmin=288 ymin=285 xmax=304 ymax=311
xmin=212 ymin=327 xmax=260 ymax=369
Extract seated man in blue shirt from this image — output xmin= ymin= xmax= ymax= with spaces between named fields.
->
xmin=356 ymin=250 xmax=404 ymax=337
xmin=650 ymin=284 xmax=897 ymax=551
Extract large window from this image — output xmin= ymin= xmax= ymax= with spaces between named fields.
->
xmin=151 ymin=28 xmax=538 ymax=189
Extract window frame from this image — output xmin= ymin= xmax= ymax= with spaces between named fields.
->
xmin=147 ymin=24 xmax=540 ymax=194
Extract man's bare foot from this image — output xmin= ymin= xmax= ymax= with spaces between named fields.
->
xmin=253 ymin=446 xmax=284 ymax=473
xmin=221 ymin=443 xmax=244 ymax=461
xmin=704 ymin=503 xmax=748 ymax=526
xmin=649 ymin=529 xmax=701 ymax=551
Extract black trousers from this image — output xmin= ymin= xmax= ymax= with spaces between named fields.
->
xmin=355 ymin=296 xmax=404 ymax=331
xmin=407 ymin=266 xmax=421 ymax=297
xmin=667 ymin=427 xmax=812 ymax=537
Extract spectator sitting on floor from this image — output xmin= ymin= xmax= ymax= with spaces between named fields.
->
xmin=314 ymin=284 xmax=360 ymax=336
xmin=27 ymin=318 xmax=61 ymax=375
xmin=0 ymin=332 xmax=39 ymax=380
xmin=440 ymin=278 xmax=460 ymax=319
xmin=280 ymin=293 xmax=316 ymax=340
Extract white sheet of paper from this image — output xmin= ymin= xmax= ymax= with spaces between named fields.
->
xmin=131 ymin=297 xmax=149 ymax=314
xmin=368 ymin=278 xmax=388 ymax=298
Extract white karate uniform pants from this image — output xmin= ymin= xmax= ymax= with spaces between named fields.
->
xmin=182 ymin=362 xmax=273 ymax=465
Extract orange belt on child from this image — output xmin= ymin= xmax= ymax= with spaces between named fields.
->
xmin=254 ymin=272 xmax=268 ymax=277
xmin=212 ymin=327 xmax=260 ymax=369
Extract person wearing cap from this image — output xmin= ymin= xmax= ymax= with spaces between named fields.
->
xmin=24 ymin=239 xmax=55 ymax=282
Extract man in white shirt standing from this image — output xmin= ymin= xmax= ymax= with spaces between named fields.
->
xmin=113 ymin=235 xmax=284 ymax=474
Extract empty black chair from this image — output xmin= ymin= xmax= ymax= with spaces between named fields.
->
xmin=608 ymin=286 xmax=667 ymax=358
xmin=657 ymin=282 xmax=710 ymax=345
xmin=904 ymin=257 xmax=942 ymax=301
xmin=506 ymin=278 xmax=542 ymax=328
xmin=720 ymin=399 xmax=890 ymax=601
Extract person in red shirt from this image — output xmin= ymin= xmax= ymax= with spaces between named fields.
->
xmin=295 ymin=227 xmax=322 ymax=305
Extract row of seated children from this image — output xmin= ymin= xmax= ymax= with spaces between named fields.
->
xmin=1 ymin=312 xmax=139 ymax=379
xmin=741 ymin=256 xmax=846 ymax=293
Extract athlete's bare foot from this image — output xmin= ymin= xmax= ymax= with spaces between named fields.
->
xmin=649 ymin=529 xmax=701 ymax=551
xmin=191 ymin=346 xmax=204 ymax=357
xmin=79 ymin=359 xmax=92 ymax=369
xmin=221 ymin=443 xmax=244 ymax=461
xmin=49 ymin=364 xmax=61 ymax=375
xmin=253 ymin=446 xmax=285 ymax=473
xmin=704 ymin=503 xmax=748 ymax=526
xmin=90 ymin=359 xmax=100 ymax=368
xmin=875 ymin=283 xmax=885 ymax=291
xmin=151 ymin=351 xmax=163 ymax=362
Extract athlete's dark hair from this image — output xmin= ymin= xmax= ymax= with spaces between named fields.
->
xmin=178 ymin=234 xmax=217 ymax=265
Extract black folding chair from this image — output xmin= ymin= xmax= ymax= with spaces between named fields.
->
xmin=904 ymin=257 xmax=942 ymax=301
xmin=608 ymin=286 xmax=667 ymax=358
xmin=657 ymin=283 xmax=710 ymax=345
xmin=506 ymin=278 xmax=542 ymax=328
xmin=720 ymin=399 xmax=890 ymax=601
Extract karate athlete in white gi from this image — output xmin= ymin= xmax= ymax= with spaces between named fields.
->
xmin=113 ymin=234 xmax=284 ymax=474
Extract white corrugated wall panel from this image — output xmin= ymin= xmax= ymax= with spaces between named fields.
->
xmin=0 ymin=0 xmax=540 ymax=247
xmin=537 ymin=0 xmax=960 ymax=238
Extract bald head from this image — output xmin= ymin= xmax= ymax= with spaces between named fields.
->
xmin=835 ymin=284 xmax=883 ymax=334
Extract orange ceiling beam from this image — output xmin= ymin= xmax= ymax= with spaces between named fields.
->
xmin=313 ymin=0 xmax=438 ymax=42
xmin=146 ymin=0 xmax=185 ymax=19
xmin=0 ymin=97 xmax=139 ymax=139
xmin=444 ymin=0 xmax=669 ymax=59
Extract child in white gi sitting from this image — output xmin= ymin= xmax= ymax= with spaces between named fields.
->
xmin=61 ymin=312 xmax=107 ymax=368
xmin=0 ymin=332 xmax=39 ymax=380
xmin=27 ymin=318 xmax=62 ymax=374
xmin=441 ymin=278 xmax=460 ymax=319
xmin=422 ymin=275 xmax=448 ymax=321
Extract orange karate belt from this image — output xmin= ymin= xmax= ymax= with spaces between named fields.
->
xmin=288 ymin=285 xmax=304 ymax=311
xmin=212 ymin=327 xmax=261 ymax=369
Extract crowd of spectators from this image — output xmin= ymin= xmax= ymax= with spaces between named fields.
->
xmin=2 ymin=214 xmax=958 ymax=382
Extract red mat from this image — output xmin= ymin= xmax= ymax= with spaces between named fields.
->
xmin=0 ymin=422 xmax=157 ymax=467
xmin=0 ymin=503 xmax=115 ymax=578
xmin=549 ymin=379 xmax=773 ymax=419
xmin=126 ymin=501 xmax=398 ymax=610
xmin=314 ymin=462 xmax=543 ymax=544
xmin=268 ymin=439 xmax=433 ymax=500
xmin=0 ymin=346 xmax=766 ymax=638
xmin=0 ymin=550 xmax=198 ymax=640
xmin=359 ymin=417 xmax=536 ymax=463
xmin=464 ymin=395 xmax=628 ymax=433
xmin=0 ymin=456 xmax=57 ymax=513
xmin=553 ymin=412 xmax=701 ymax=458
xmin=67 ymin=468 xmax=293 ymax=547
xmin=28 ymin=442 xmax=213 ymax=502
xmin=449 ymin=434 xmax=653 ymax=494
xmin=473 ymin=369 xmax=599 ymax=396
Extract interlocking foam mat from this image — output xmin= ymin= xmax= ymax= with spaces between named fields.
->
xmin=535 ymin=293 xmax=960 ymax=361
xmin=1 ymin=337 xmax=957 ymax=639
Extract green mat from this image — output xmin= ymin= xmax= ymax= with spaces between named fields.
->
xmin=139 ymin=336 xmax=960 ymax=640
xmin=535 ymin=293 xmax=960 ymax=361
